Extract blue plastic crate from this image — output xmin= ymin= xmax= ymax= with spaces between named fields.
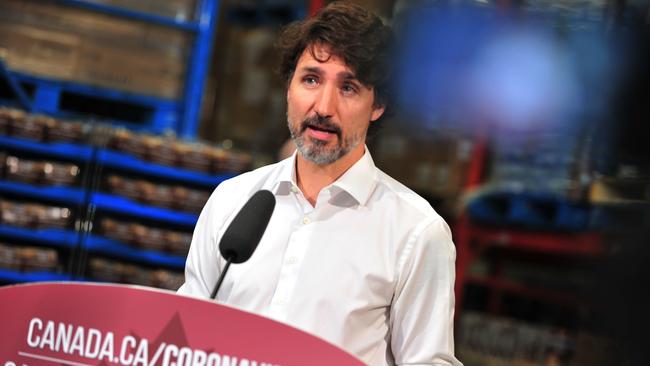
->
xmin=468 ymin=191 xmax=591 ymax=231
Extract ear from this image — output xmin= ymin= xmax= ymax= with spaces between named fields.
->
xmin=370 ymin=104 xmax=385 ymax=122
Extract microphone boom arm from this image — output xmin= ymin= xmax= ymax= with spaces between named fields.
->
xmin=210 ymin=255 xmax=233 ymax=300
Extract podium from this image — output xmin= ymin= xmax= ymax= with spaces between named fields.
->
xmin=0 ymin=282 xmax=365 ymax=366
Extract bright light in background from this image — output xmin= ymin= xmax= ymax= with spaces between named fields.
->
xmin=394 ymin=3 xmax=615 ymax=133
xmin=466 ymin=29 xmax=581 ymax=129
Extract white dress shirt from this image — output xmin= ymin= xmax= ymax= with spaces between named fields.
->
xmin=178 ymin=150 xmax=462 ymax=366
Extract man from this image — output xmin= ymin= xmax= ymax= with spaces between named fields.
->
xmin=178 ymin=2 xmax=462 ymax=365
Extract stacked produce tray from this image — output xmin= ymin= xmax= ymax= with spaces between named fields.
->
xmin=0 ymin=107 xmax=249 ymax=289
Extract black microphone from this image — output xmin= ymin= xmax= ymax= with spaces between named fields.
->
xmin=210 ymin=189 xmax=276 ymax=299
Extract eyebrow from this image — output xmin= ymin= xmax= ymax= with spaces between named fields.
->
xmin=299 ymin=66 xmax=359 ymax=82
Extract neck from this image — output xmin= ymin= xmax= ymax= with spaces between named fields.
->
xmin=295 ymin=147 xmax=364 ymax=206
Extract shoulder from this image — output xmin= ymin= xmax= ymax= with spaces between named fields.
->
xmin=373 ymin=168 xmax=439 ymax=219
xmin=372 ymin=167 xmax=453 ymax=239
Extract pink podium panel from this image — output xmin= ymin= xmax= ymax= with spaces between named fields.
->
xmin=0 ymin=282 xmax=365 ymax=366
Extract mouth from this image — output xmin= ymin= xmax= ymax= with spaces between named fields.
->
xmin=307 ymin=124 xmax=337 ymax=134
xmin=301 ymin=117 xmax=341 ymax=141
xmin=305 ymin=124 xmax=339 ymax=142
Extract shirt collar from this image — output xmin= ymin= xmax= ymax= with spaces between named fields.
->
xmin=270 ymin=148 xmax=378 ymax=206
xmin=330 ymin=148 xmax=377 ymax=206
xmin=271 ymin=150 xmax=299 ymax=196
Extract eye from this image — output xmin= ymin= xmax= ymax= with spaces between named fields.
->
xmin=341 ymin=82 xmax=359 ymax=95
xmin=302 ymin=75 xmax=318 ymax=87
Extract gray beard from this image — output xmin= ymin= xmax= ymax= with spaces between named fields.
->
xmin=288 ymin=118 xmax=364 ymax=165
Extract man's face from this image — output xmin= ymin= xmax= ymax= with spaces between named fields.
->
xmin=287 ymin=45 xmax=385 ymax=165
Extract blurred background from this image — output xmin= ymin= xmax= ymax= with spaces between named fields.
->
xmin=0 ymin=0 xmax=648 ymax=365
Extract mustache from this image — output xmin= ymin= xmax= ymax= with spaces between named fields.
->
xmin=300 ymin=115 xmax=342 ymax=137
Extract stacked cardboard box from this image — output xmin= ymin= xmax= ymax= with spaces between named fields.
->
xmin=210 ymin=26 xmax=288 ymax=149
xmin=83 ymin=0 xmax=197 ymax=21
xmin=457 ymin=312 xmax=621 ymax=366
xmin=0 ymin=0 xmax=193 ymax=99
xmin=374 ymin=131 xmax=473 ymax=198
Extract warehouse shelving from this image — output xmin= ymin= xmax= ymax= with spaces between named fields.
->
xmin=0 ymin=136 xmax=217 ymax=227
xmin=0 ymin=135 xmax=89 ymax=257
xmin=454 ymin=213 xmax=605 ymax=313
xmin=0 ymin=124 xmax=213 ymax=284
xmin=0 ymin=135 xmax=93 ymax=162
xmin=0 ymin=181 xmax=85 ymax=206
xmin=461 ymin=222 xmax=604 ymax=256
xmin=0 ymin=0 xmax=220 ymax=138
xmin=85 ymin=235 xmax=186 ymax=269
xmin=1 ymin=71 xmax=181 ymax=133
xmin=91 ymin=193 xmax=199 ymax=227
xmin=463 ymin=276 xmax=584 ymax=307
xmin=0 ymin=225 xmax=79 ymax=249
xmin=454 ymin=130 xmax=607 ymax=320
xmin=56 ymin=0 xmax=202 ymax=31
xmin=0 ymin=62 xmax=32 ymax=110
xmin=226 ymin=1 xmax=306 ymax=26
xmin=467 ymin=190 xmax=592 ymax=231
xmin=98 ymin=148 xmax=234 ymax=188
xmin=0 ymin=0 xmax=307 ymax=286
xmin=0 ymin=268 xmax=72 ymax=283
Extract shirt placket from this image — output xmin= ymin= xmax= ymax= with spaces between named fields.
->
xmin=267 ymin=185 xmax=319 ymax=321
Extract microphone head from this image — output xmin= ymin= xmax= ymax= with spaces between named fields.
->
xmin=219 ymin=190 xmax=276 ymax=264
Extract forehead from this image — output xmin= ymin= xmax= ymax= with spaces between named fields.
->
xmin=295 ymin=44 xmax=355 ymax=76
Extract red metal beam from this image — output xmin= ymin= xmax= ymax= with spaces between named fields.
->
xmin=464 ymin=133 xmax=488 ymax=189
xmin=465 ymin=275 xmax=582 ymax=307
xmin=308 ymin=0 xmax=326 ymax=17
xmin=469 ymin=226 xmax=605 ymax=256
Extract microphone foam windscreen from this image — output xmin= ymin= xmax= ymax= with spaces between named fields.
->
xmin=219 ymin=190 xmax=276 ymax=264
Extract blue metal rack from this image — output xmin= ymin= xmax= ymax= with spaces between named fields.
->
xmin=85 ymin=235 xmax=186 ymax=269
xmin=1 ymin=71 xmax=182 ymax=133
xmin=226 ymin=1 xmax=306 ymax=26
xmin=0 ymin=61 xmax=33 ymax=111
xmin=0 ymin=225 xmax=79 ymax=248
xmin=0 ymin=268 xmax=72 ymax=283
xmin=0 ymin=0 xmax=220 ymax=138
xmin=0 ymin=133 xmax=209 ymax=273
xmin=56 ymin=0 xmax=201 ymax=31
xmin=182 ymin=0 xmax=220 ymax=138
xmin=0 ymin=136 xmax=198 ymax=277
xmin=91 ymin=193 xmax=199 ymax=227
xmin=0 ymin=181 xmax=85 ymax=206
xmin=467 ymin=191 xmax=593 ymax=231
xmin=98 ymin=148 xmax=234 ymax=188
xmin=0 ymin=0 xmax=304 ymax=282
xmin=0 ymin=135 xmax=93 ymax=162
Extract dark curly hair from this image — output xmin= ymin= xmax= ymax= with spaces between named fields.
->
xmin=277 ymin=1 xmax=395 ymax=134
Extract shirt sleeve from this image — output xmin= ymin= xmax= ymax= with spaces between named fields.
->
xmin=390 ymin=217 xmax=464 ymax=366
xmin=176 ymin=186 xmax=224 ymax=298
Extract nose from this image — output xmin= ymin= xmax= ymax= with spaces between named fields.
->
xmin=314 ymin=84 xmax=337 ymax=118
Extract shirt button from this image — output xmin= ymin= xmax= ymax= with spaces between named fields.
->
xmin=287 ymin=256 xmax=298 ymax=264
xmin=291 ymin=186 xmax=299 ymax=194
xmin=275 ymin=299 xmax=286 ymax=306
xmin=302 ymin=216 xmax=310 ymax=225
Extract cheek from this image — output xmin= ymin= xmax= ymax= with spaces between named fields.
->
xmin=286 ymin=92 xmax=295 ymax=116
xmin=286 ymin=97 xmax=298 ymax=123
xmin=287 ymin=90 xmax=310 ymax=119
xmin=343 ymin=107 xmax=374 ymax=130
